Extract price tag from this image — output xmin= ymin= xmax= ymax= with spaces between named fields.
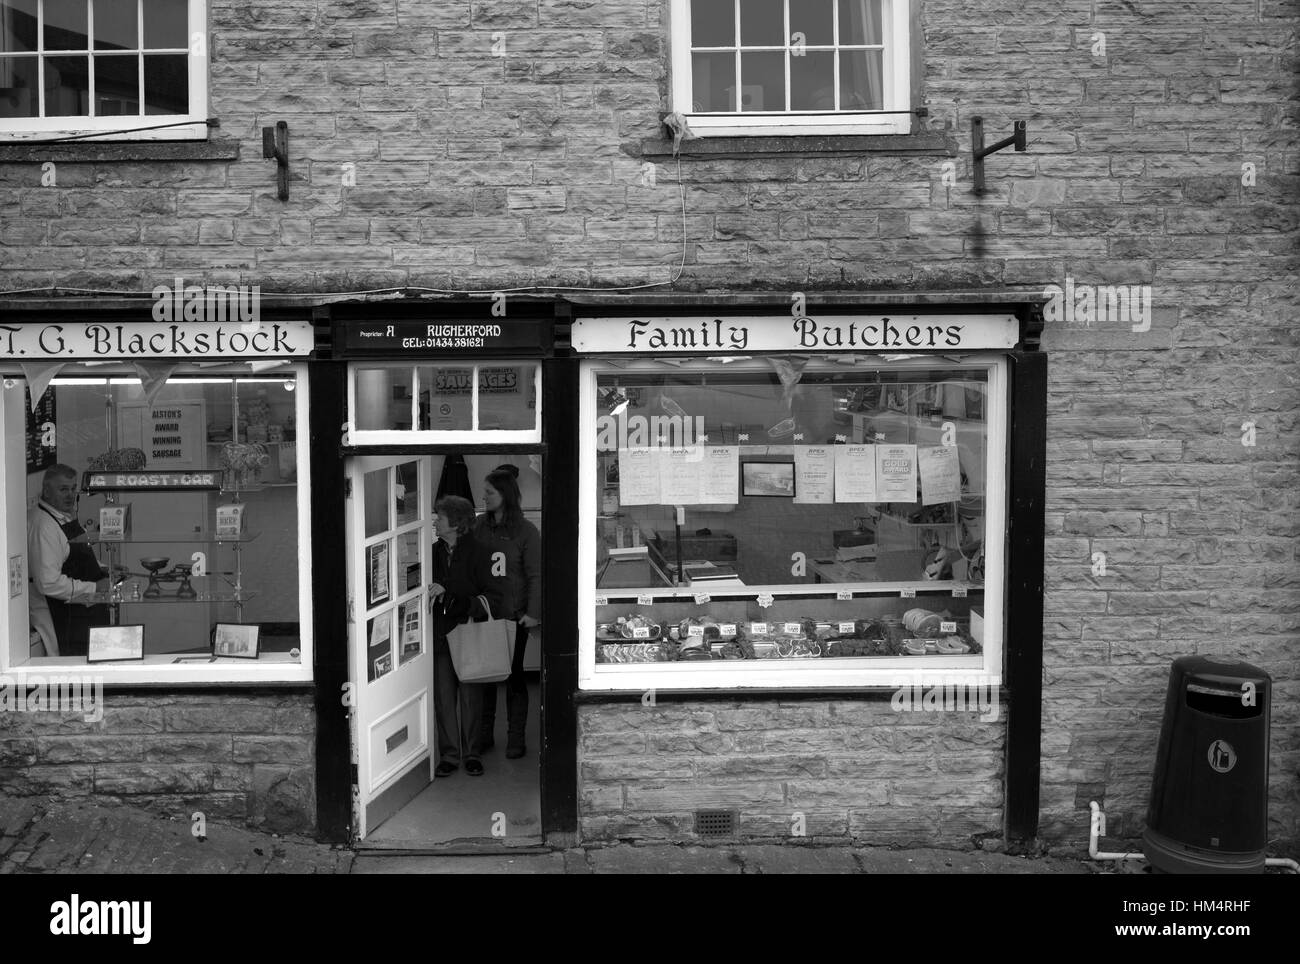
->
xmin=836 ymin=590 xmax=853 ymax=600
xmin=941 ymin=621 xmax=957 ymax=634
xmin=751 ymin=622 xmax=768 ymax=635
xmin=687 ymin=625 xmax=704 ymax=637
xmin=693 ymin=593 xmax=711 ymax=605
xmin=900 ymin=588 xmax=917 ymax=598
xmin=782 ymin=622 xmax=802 ymax=635
xmin=838 ymin=621 xmax=855 ymax=634
xmin=953 ymin=587 xmax=968 ymax=598
xmin=632 ymin=626 xmax=651 ymax=639
xmin=637 ymin=594 xmax=654 ymax=606
xmin=595 ymin=596 xmax=608 ymax=607
xmin=720 ymin=623 xmax=736 ymax=636
xmin=757 ymin=593 xmax=775 ymax=608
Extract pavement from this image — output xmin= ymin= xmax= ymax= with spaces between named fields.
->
xmin=0 ymin=792 xmax=1108 ymax=874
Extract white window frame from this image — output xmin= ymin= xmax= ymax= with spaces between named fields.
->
xmin=669 ymin=0 xmax=911 ymax=137
xmin=577 ymin=354 xmax=1007 ymax=691
xmin=346 ymin=361 xmax=542 ymax=447
xmin=0 ymin=0 xmax=208 ymax=142
xmin=0 ymin=362 xmax=313 ymax=684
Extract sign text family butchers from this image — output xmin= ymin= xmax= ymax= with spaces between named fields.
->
xmin=0 ymin=321 xmax=314 ymax=359
xmin=571 ymin=315 xmax=1020 ymax=353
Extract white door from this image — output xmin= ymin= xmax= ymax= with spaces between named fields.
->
xmin=347 ymin=455 xmax=434 ymax=839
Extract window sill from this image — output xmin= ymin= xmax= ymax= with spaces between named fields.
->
xmin=638 ymin=131 xmax=956 ymax=160
xmin=0 ymin=138 xmax=240 ymax=163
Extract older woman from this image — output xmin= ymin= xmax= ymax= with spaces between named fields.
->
xmin=429 ymin=494 xmax=506 ymax=777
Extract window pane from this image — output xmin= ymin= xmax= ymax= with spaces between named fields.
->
xmin=93 ymin=53 xmax=138 ymax=114
xmin=738 ymin=50 xmax=783 ymax=111
xmin=690 ymin=50 xmax=733 ymax=112
xmin=1 ymin=0 xmax=39 ymax=53
xmin=364 ymin=468 xmax=388 ymax=538
xmin=477 ymin=365 xmax=536 ymax=431
xmin=837 ymin=0 xmax=882 ymax=45
xmin=417 ymin=366 xmax=473 ymax=431
xmin=142 ymin=51 xmax=184 ymax=113
xmin=44 ymin=54 xmax=88 ymax=115
xmin=790 ymin=0 xmax=833 ymax=46
xmin=43 ymin=0 xmax=87 ymax=50
xmin=739 ymin=0 xmax=783 ymax=46
xmin=397 ymin=599 xmax=422 ymax=665
xmin=396 ymin=531 xmax=421 ymax=593
xmin=838 ymin=48 xmax=882 ymax=110
xmin=689 ymin=0 xmax=732 ymax=46
xmin=355 ymin=368 xmax=415 ymax=431
xmin=394 ymin=460 xmax=420 ymax=527
xmin=94 ymin=0 xmax=137 ymax=50
xmin=0 ymin=56 xmax=39 ymax=117
xmin=790 ymin=49 xmax=834 ymax=110
xmin=367 ymin=611 xmax=393 ymax=681
xmin=142 ymin=0 xmax=186 ymax=48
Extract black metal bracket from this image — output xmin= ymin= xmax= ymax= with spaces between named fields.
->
xmin=971 ymin=116 xmax=1026 ymax=194
xmin=261 ymin=120 xmax=289 ymax=201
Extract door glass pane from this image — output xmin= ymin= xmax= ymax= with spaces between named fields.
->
xmin=94 ymin=0 xmax=137 ymax=49
xmin=142 ymin=0 xmax=187 ymax=48
xmin=791 ymin=0 xmax=833 ymax=45
xmin=397 ymin=530 xmax=422 ymax=591
xmin=364 ymin=467 xmax=388 ymax=537
xmin=397 ymin=600 xmax=422 ymax=665
xmin=418 ymin=365 xmax=473 ymax=431
xmin=366 ymin=611 xmax=393 ymax=682
xmin=690 ymin=51 xmax=734 ymax=112
xmin=43 ymin=0 xmax=87 ymax=50
xmin=738 ymin=50 xmax=783 ymax=111
xmin=367 ymin=538 xmax=392 ymax=607
xmin=838 ymin=48 xmax=882 ymax=110
xmin=355 ymin=367 xmax=415 ymax=431
xmin=739 ymin=0 xmax=784 ymax=46
xmin=142 ymin=52 xmax=185 ymax=113
xmin=477 ymin=365 xmax=536 ymax=431
xmin=394 ymin=460 xmax=420 ymax=527
xmin=790 ymin=49 xmax=834 ymax=110
xmin=690 ymin=0 xmax=733 ymax=46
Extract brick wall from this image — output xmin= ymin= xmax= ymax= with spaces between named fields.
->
xmin=0 ymin=692 xmax=315 ymax=834
xmin=0 ymin=0 xmax=1296 ymax=852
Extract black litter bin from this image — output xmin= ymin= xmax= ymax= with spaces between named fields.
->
xmin=1142 ymin=655 xmax=1271 ymax=874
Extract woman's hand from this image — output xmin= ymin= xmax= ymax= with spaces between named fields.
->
xmin=519 ymin=615 xmax=540 ymax=629
xmin=427 ymin=583 xmax=445 ymax=614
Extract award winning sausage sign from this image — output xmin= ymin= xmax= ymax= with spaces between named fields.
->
xmin=0 ymin=321 xmax=313 ymax=359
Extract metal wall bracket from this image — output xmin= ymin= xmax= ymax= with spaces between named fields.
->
xmin=971 ymin=116 xmax=1026 ymax=194
xmin=261 ymin=120 xmax=289 ymax=201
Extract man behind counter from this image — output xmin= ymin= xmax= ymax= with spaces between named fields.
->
xmin=28 ymin=464 xmax=111 ymax=658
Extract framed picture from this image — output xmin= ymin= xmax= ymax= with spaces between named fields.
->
xmin=88 ymin=624 xmax=145 ymax=663
xmin=741 ymin=461 xmax=796 ymax=498
xmin=212 ymin=623 xmax=260 ymax=659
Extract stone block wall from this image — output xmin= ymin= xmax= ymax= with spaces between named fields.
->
xmin=0 ymin=692 xmax=315 ymax=834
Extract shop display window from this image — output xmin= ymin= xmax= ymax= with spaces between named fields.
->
xmin=0 ymin=365 xmax=312 ymax=681
xmin=348 ymin=363 xmax=540 ymax=444
xmin=579 ymin=356 xmax=1006 ymax=689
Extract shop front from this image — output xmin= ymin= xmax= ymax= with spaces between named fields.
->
xmin=567 ymin=298 xmax=1047 ymax=845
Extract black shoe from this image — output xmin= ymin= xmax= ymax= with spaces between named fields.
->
xmin=465 ymin=759 xmax=484 ymax=776
xmin=505 ymin=743 xmax=526 ymax=759
xmin=435 ymin=762 xmax=457 ymax=777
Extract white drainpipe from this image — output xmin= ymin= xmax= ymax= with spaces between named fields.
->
xmin=1089 ymin=801 xmax=1299 ymax=872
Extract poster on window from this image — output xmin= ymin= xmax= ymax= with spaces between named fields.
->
xmin=919 ymin=445 xmax=962 ymax=506
xmin=699 ymin=446 xmax=739 ymax=504
xmin=118 ymin=401 xmax=204 ymax=470
xmin=367 ymin=612 xmax=393 ymax=682
xmin=367 ymin=540 xmax=390 ymax=607
xmin=398 ymin=601 xmax=422 ymax=665
xmin=617 ymin=448 xmax=661 ymax=505
xmin=834 ymin=445 xmax=878 ymax=503
xmin=793 ymin=446 xmax=834 ymax=504
xmin=25 ymin=388 xmax=56 ymax=475
xmin=659 ymin=447 xmax=703 ymax=505
xmin=876 ymin=444 xmax=918 ymax=503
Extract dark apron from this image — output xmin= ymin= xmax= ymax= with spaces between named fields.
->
xmin=39 ymin=506 xmax=109 ymax=658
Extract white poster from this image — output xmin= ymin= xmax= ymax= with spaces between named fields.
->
xmin=877 ymin=444 xmax=918 ymax=503
xmin=834 ymin=445 xmax=878 ymax=503
xmin=919 ymin=445 xmax=962 ymax=506
xmin=119 ymin=400 xmax=204 ymax=469
xmin=617 ymin=448 xmax=660 ymax=505
xmin=793 ymin=446 xmax=834 ymax=504
xmin=659 ymin=448 xmax=703 ymax=505
xmin=700 ymin=446 xmax=739 ymax=504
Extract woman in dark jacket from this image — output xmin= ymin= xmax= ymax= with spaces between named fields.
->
xmin=429 ymin=494 xmax=507 ymax=777
xmin=474 ymin=464 xmax=541 ymax=759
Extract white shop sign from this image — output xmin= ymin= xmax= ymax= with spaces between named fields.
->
xmin=0 ymin=321 xmax=314 ymax=359
xmin=572 ymin=314 xmax=1019 ymax=353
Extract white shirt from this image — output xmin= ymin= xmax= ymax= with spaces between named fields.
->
xmin=28 ymin=500 xmax=100 ymax=657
